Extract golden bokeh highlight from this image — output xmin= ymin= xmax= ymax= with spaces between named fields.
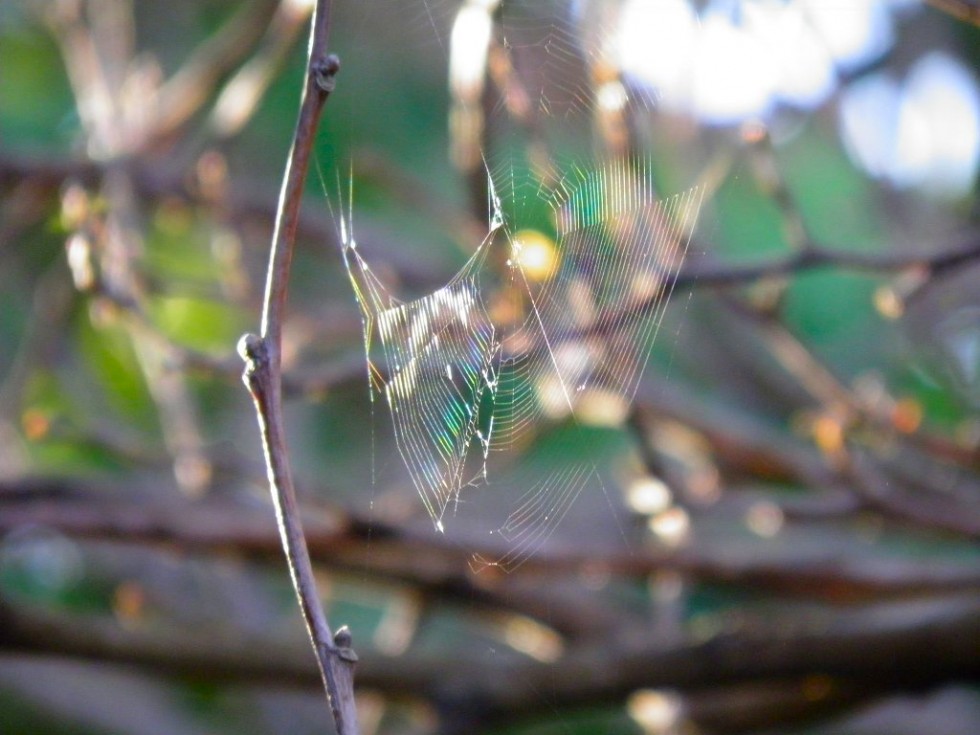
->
xmin=627 ymin=689 xmax=683 ymax=734
xmin=510 ymin=229 xmax=558 ymax=282
xmin=811 ymin=413 xmax=845 ymax=456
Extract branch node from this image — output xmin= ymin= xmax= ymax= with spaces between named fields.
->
xmin=313 ymin=53 xmax=341 ymax=93
xmin=333 ymin=625 xmax=359 ymax=663
xmin=237 ymin=331 xmax=264 ymax=360
xmin=237 ymin=332 xmax=268 ymax=380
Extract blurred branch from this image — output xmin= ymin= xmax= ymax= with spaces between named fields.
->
xmin=46 ymin=0 xmax=216 ymax=495
xmin=925 ymin=0 xmax=980 ymax=26
xmin=44 ymin=0 xmax=121 ymax=155
xmin=2 ymin=481 xmax=977 ymax=600
xmin=148 ymin=0 xmax=280 ymax=144
xmin=679 ymin=678 xmax=873 ymax=735
xmin=675 ymin=234 xmax=980 ymax=290
xmin=205 ymin=0 xmax=315 ymax=140
xmin=4 ymin=151 xmax=979 ymax=291
xmin=845 ymin=448 xmax=980 ymax=538
xmin=423 ymin=594 xmax=980 ymax=728
xmin=2 ymin=592 xmax=977 ymax=731
xmin=235 ymin=1 xmax=359 ymax=732
xmin=732 ymin=300 xmax=979 ymax=470
xmin=746 ymin=132 xmax=809 ymax=254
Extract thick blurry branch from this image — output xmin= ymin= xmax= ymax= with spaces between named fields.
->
xmin=845 ymin=448 xmax=980 ymax=537
xmin=2 ymin=591 xmax=977 ymax=732
xmin=1 ymin=482 xmax=977 ymax=601
xmin=431 ymin=595 xmax=980 ymax=728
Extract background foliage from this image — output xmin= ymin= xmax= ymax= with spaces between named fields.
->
xmin=1 ymin=1 xmax=979 ymax=734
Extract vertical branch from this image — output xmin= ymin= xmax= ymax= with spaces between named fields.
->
xmin=237 ymin=1 xmax=359 ymax=733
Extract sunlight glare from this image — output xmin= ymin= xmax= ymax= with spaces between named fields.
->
xmin=840 ymin=52 xmax=980 ymax=198
xmin=449 ymin=1 xmax=494 ymax=99
xmin=577 ymin=388 xmax=630 ymax=427
xmin=692 ymin=11 xmax=776 ymax=123
xmin=744 ymin=1 xmax=835 ymax=108
xmin=839 ymin=74 xmax=900 ymax=180
xmin=799 ymin=0 xmax=893 ymax=70
xmin=285 ymin=0 xmax=315 ymax=13
xmin=895 ymin=53 xmax=980 ymax=197
xmin=535 ymin=374 xmax=573 ymax=419
xmin=503 ymin=615 xmax=564 ymax=663
xmin=617 ymin=0 xmax=906 ymax=125
xmin=745 ymin=500 xmax=785 ymax=538
xmin=618 ymin=0 xmax=697 ymax=110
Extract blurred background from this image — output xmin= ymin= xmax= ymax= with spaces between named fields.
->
xmin=1 ymin=0 xmax=979 ymax=733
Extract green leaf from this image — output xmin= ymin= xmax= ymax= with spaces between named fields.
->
xmin=148 ymin=295 xmax=246 ymax=353
xmin=0 ymin=27 xmax=76 ymax=147
xmin=77 ymin=313 xmax=155 ymax=427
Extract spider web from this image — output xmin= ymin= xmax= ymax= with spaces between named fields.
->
xmin=334 ymin=0 xmax=704 ymax=571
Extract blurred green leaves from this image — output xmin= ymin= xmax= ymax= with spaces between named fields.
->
xmin=0 ymin=25 xmax=75 ymax=149
xmin=148 ymin=295 xmax=246 ymax=353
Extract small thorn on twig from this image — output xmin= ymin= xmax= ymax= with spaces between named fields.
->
xmin=313 ymin=53 xmax=341 ymax=93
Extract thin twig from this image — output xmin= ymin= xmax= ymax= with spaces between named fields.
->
xmin=237 ymin=0 xmax=358 ymax=732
